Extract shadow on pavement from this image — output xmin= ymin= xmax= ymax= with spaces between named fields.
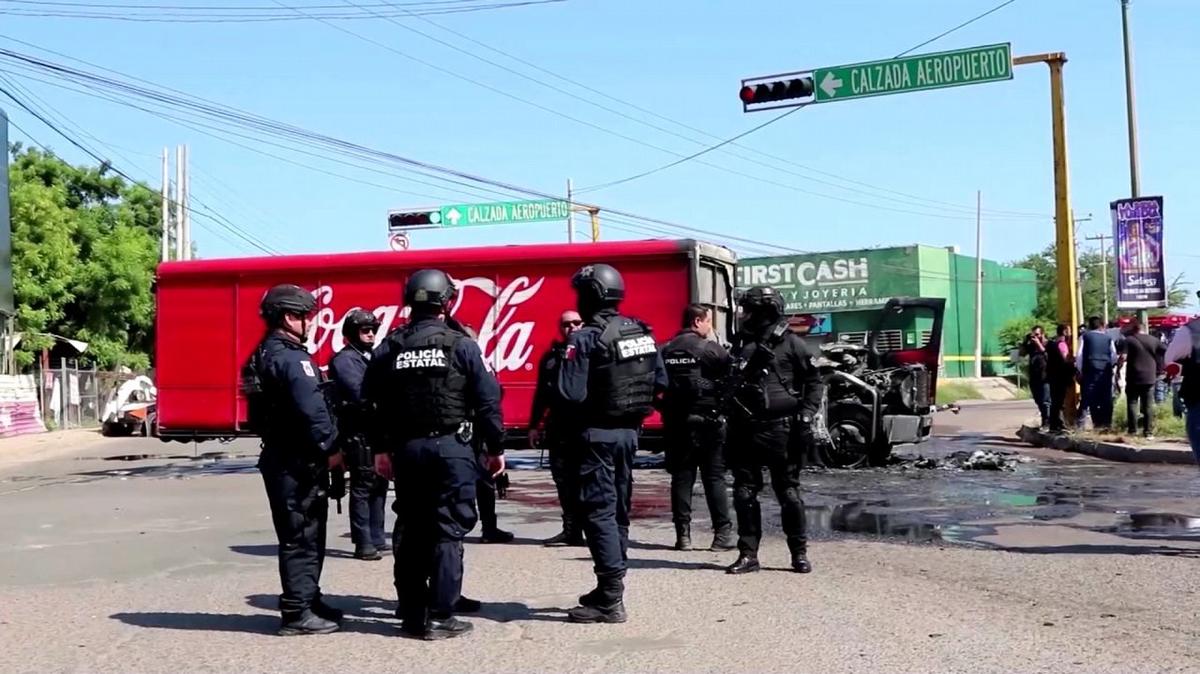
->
xmin=472 ymin=601 xmax=567 ymax=624
xmin=110 ymin=612 xmax=279 ymax=635
xmin=626 ymin=557 xmax=726 ymax=571
xmin=1000 ymin=544 xmax=1200 ymax=558
xmin=229 ymin=544 xmax=357 ymax=560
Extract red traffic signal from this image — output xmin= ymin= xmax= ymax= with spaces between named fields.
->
xmin=739 ymin=77 xmax=814 ymax=106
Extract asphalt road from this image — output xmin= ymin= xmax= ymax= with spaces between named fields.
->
xmin=2 ymin=400 xmax=1200 ymax=673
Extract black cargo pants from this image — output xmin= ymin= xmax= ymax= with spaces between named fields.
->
xmin=728 ymin=419 xmax=807 ymax=557
xmin=259 ymin=456 xmax=329 ymax=617
xmin=577 ymin=427 xmax=637 ymax=604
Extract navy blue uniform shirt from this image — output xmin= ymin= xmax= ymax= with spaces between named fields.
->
xmin=259 ymin=332 xmax=338 ymax=456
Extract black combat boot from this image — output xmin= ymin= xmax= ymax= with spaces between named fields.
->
xmin=791 ymin=551 xmax=813 ymax=574
xmin=481 ymin=527 xmax=514 ymax=543
xmin=312 ymin=597 xmax=344 ymax=624
xmin=354 ymin=544 xmax=381 ymax=561
xmin=725 ymin=553 xmax=761 ymax=575
xmin=578 ymin=587 xmax=603 ymax=607
xmin=674 ymin=523 xmax=692 ymax=551
xmin=710 ymin=526 xmax=736 ymax=551
xmin=568 ymin=600 xmax=627 ymax=624
xmin=402 ymin=616 xmax=474 ymax=641
xmin=278 ymin=609 xmax=339 ymax=636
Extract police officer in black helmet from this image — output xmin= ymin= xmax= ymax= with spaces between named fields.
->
xmin=558 ymin=263 xmax=666 ymax=624
xmin=723 ymin=285 xmax=821 ymax=576
xmin=328 ymin=309 xmax=389 ymax=561
xmin=243 ymin=284 xmax=343 ymax=636
xmin=365 ymin=269 xmax=504 ymax=641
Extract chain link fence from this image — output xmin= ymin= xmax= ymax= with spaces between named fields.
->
xmin=36 ymin=360 xmax=101 ymax=431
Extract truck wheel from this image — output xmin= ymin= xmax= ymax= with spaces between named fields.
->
xmin=820 ymin=403 xmax=874 ymax=469
xmin=141 ymin=411 xmax=158 ymax=438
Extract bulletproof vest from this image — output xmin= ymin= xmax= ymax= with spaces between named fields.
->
xmin=661 ymin=330 xmax=719 ymax=414
xmin=241 ymin=335 xmax=336 ymax=452
xmin=1081 ymin=330 xmax=1114 ymax=371
xmin=240 ymin=341 xmax=273 ymax=434
xmin=731 ymin=321 xmax=802 ymax=420
xmin=586 ymin=315 xmax=657 ymax=426
xmin=383 ymin=320 xmax=469 ymax=434
xmin=1045 ymin=337 xmax=1070 ymax=376
xmin=1180 ymin=320 xmax=1200 ymax=405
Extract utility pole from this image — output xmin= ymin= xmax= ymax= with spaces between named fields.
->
xmin=589 ymin=208 xmax=600 ymax=242
xmin=1120 ymin=0 xmax=1150 ymax=328
xmin=174 ymin=144 xmax=184 ymax=261
xmin=181 ymin=144 xmax=190 ymax=260
xmin=1086 ymin=233 xmax=1112 ymax=324
xmin=566 ymin=178 xmax=575 ymax=243
xmin=160 ymin=147 xmax=170 ymax=262
xmin=973 ymin=190 xmax=983 ymax=379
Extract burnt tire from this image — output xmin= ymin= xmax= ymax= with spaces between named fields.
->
xmin=820 ymin=403 xmax=877 ymax=469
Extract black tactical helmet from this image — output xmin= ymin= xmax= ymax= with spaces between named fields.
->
xmin=738 ymin=285 xmax=784 ymax=317
xmin=404 ymin=269 xmax=457 ymax=311
xmin=571 ymin=263 xmax=625 ymax=304
xmin=341 ymin=308 xmax=381 ymax=340
xmin=260 ymin=284 xmax=316 ymax=322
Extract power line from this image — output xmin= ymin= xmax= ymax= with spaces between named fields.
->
xmin=581 ymin=0 xmax=1024 ymax=193
xmin=0 ymin=0 xmax=565 ymax=22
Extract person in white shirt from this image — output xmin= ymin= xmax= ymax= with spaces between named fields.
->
xmin=1163 ymin=316 xmax=1200 ymax=462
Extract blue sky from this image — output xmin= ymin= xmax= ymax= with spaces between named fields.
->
xmin=1 ymin=0 xmax=1196 ymax=307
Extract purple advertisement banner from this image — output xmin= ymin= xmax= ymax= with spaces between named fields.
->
xmin=1110 ymin=196 xmax=1166 ymax=310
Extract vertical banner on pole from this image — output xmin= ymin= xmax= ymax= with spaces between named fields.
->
xmin=1110 ymin=196 xmax=1166 ymax=309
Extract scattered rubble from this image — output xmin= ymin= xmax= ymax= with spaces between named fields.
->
xmin=896 ymin=450 xmax=1034 ymax=472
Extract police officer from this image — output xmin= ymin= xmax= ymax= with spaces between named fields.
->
xmin=660 ymin=303 xmax=735 ymax=552
xmin=328 ymin=309 xmax=389 ymax=561
xmin=723 ymin=285 xmax=822 ymax=576
xmin=365 ymin=269 xmax=504 ymax=641
xmin=243 ymin=284 xmax=342 ymax=636
xmin=457 ymin=323 xmax=514 ymax=545
xmin=529 ymin=309 xmax=586 ymax=547
xmin=558 ymin=263 xmax=666 ymax=624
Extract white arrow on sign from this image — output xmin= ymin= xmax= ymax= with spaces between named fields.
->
xmin=445 ymin=207 xmax=462 ymax=226
xmin=820 ymin=71 xmax=843 ymax=98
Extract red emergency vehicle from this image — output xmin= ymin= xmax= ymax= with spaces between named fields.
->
xmin=153 ymin=239 xmax=738 ymax=444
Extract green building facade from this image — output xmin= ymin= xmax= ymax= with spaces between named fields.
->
xmin=736 ymin=245 xmax=1037 ymax=378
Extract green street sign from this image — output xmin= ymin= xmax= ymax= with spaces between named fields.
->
xmin=813 ymin=43 xmax=1012 ymax=104
xmin=440 ymin=199 xmax=570 ymax=228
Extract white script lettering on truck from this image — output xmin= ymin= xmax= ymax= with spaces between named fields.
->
xmin=307 ymin=275 xmax=545 ymax=373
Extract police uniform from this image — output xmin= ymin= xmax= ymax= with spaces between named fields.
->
xmin=660 ymin=328 xmax=734 ymax=551
xmin=558 ymin=263 xmax=666 ymax=624
xmin=328 ymin=327 xmax=388 ymax=559
xmin=363 ymin=270 xmax=503 ymax=641
xmin=724 ymin=286 xmax=822 ymax=575
xmin=530 ymin=341 xmax=584 ymax=546
xmin=244 ymin=284 xmax=341 ymax=636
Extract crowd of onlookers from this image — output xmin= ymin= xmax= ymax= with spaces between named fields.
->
xmin=1022 ymin=316 xmax=1184 ymax=440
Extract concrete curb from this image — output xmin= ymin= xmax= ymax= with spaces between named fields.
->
xmin=1017 ymin=425 xmax=1196 ymax=465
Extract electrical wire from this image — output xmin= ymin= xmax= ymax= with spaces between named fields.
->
xmin=580 ymin=0 xmax=1024 ymax=194
xmin=0 ymin=0 xmax=565 ymax=22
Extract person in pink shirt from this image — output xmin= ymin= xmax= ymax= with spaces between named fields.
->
xmin=1045 ymin=323 xmax=1076 ymax=432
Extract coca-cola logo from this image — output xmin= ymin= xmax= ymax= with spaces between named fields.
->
xmin=305 ymin=275 xmax=545 ymax=373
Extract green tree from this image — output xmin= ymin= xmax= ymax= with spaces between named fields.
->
xmin=8 ymin=145 xmax=161 ymax=370
xmin=1010 ymin=243 xmax=1191 ymax=326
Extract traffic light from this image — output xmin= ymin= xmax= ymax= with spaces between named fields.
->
xmin=739 ymin=75 xmax=815 ymax=112
xmin=387 ymin=209 xmax=442 ymax=230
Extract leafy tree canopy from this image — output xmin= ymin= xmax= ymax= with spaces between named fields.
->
xmin=8 ymin=143 xmax=161 ymax=370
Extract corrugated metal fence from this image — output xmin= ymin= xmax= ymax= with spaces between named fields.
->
xmin=0 ymin=374 xmax=46 ymax=438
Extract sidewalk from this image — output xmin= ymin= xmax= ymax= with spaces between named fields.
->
xmin=0 ymin=428 xmax=117 ymax=470
xmin=1017 ymin=425 xmax=1196 ymax=465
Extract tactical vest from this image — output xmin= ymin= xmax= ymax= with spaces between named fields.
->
xmin=240 ymin=335 xmax=336 ymax=454
xmin=730 ymin=322 xmax=801 ymax=420
xmin=586 ymin=315 xmax=657 ymax=427
xmin=383 ymin=321 xmax=469 ymax=435
xmin=1081 ymin=330 xmax=1114 ymax=371
xmin=1180 ymin=319 xmax=1200 ymax=406
xmin=661 ymin=331 xmax=719 ymax=415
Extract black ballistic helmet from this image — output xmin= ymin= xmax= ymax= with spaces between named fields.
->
xmin=738 ymin=285 xmax=784 ymax=318
xmin=571 ymin=263 xmax=625 ymax=304
xmin=341 ymin=309 xmax=381 ymax=340
xmin=260 ymin=284 xmax=316 ymax=322
xmin=404 ymin=269 xmax=457 ymax=311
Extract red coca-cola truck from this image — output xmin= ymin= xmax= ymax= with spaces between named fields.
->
xmin=153 ymin=239 xmax=738 ymax=444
